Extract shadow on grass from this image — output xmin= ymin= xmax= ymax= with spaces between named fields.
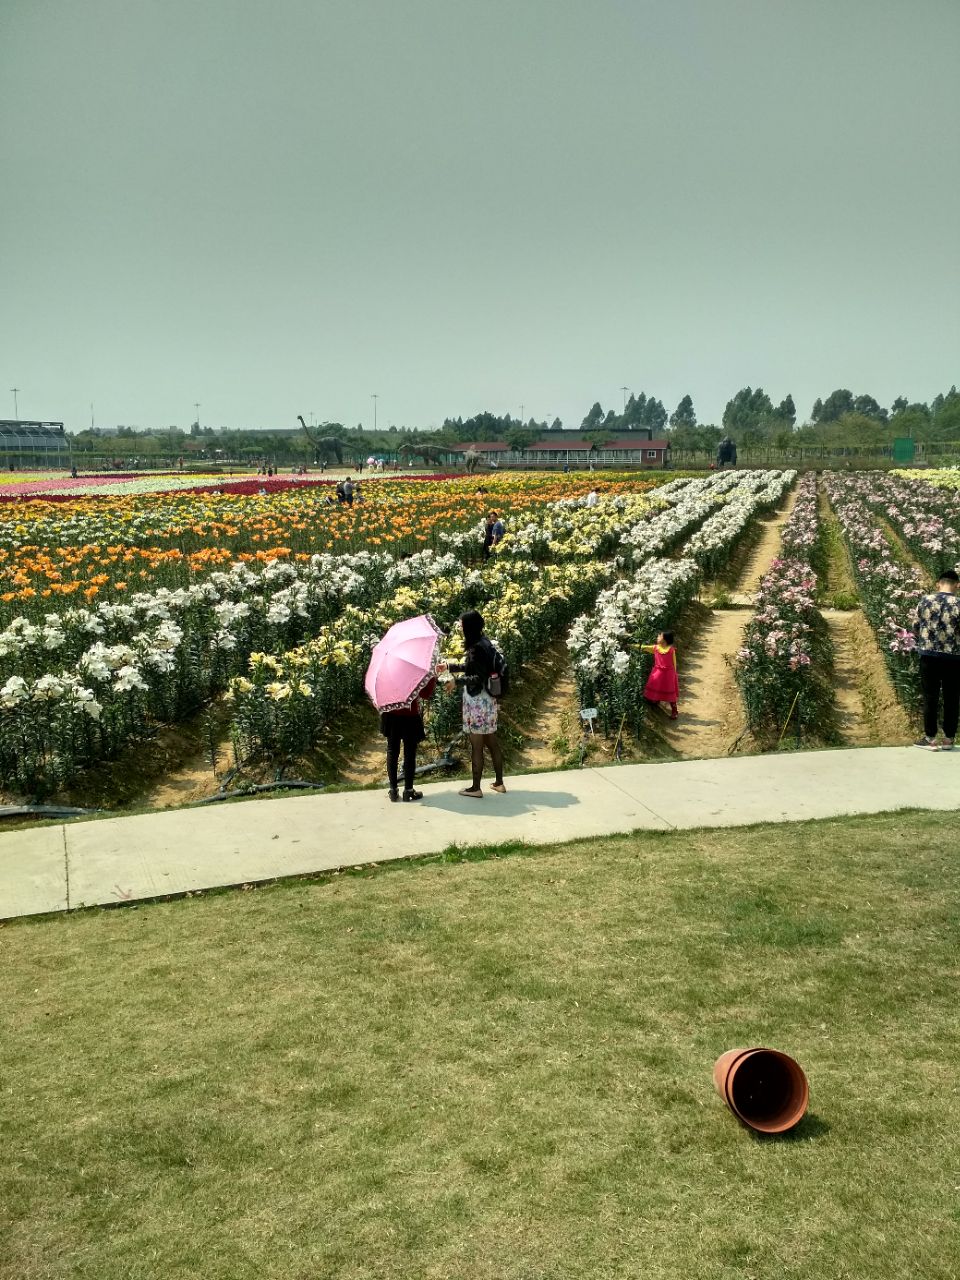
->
xmin=749 ymin=1111 xmax=831 ymax=1143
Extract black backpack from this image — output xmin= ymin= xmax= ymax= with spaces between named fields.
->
xmin=486 ymin=644 xmax=510 ymax=698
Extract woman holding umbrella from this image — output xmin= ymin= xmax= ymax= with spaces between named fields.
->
xmin=365 ymin=614 xmax=443 ymax=803
xmin=379 ymin=682 xmax=435 ymax=802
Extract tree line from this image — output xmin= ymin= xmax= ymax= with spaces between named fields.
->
xmin=64 ymin=382 xmax=960 ymax=463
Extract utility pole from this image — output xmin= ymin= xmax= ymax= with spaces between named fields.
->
xmin=371 ymin=394 xmax=378 ymax=432
xmin=10 ymin=388 xmax=20 ymax=420
xmin=520 ymin=403 xmax=524 ymax=425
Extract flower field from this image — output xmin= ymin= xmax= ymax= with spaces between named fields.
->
xmin=734 ymin=474 xmax=836 ymax=741
xmin=570 ymin=470 xmax=795 ymax=732
xmin=0 ymin=472 xmax=656 ymax=615
xmin=823 ymin=472 xmax=926 ymax=709
xmin=850 ymin=471 xmax=960 ymax=578
xmin=1 ymin=464 xmax=940 ymax=801
xmin=0 ymin=472 xmax=669 ymax=794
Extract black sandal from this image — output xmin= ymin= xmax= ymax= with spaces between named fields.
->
xmin=402 ymin=788 xmax=423 ymax=802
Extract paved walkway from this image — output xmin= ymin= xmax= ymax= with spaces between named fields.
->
xmin=1 ymin=747 xmax=956 ymax=921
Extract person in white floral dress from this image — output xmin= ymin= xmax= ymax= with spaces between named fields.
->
xmin=439 ymin=610 xmax=506 ymax=798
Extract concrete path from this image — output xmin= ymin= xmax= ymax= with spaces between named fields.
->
xmin=0 ymin=747 xmax=956 ymax=921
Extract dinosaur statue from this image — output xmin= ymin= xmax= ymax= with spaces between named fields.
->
xmin=397 ymin=442 xmax=448 ymax=468
xmin=716 ymin=436 xmax=738 ymax=468
xmin=297 ymin=415 xmax=344 ymax=465
xmin=397 ymin=442 xmax=486 ymax=473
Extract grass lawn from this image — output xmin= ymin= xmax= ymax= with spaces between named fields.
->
xmin=2 ymin=811 xmax=959 ymax=1279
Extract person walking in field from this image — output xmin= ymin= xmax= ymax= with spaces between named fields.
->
xmin=913 ymin=567 xmax=960 ymax=750
xmin=438 ymin=610 xmax=506 ymax=798
xmin=640 ymin=629 xmax=679 ymax=719
xmin=482 ymin=511 xmax=505 ymax=561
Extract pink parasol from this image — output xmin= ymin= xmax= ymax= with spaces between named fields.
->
xmin=364 ymin=614 xmax=443 ymax=712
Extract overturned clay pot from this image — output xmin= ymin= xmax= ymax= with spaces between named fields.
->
xmin=713 ymin=1047 xmax=809 ymax=1135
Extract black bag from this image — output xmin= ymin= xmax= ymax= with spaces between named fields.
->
xmin=486 ymin=645 xmax=509 ymax=698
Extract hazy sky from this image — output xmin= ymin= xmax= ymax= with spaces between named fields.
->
xmin=2 ymin=0 xmax=958 ymax=433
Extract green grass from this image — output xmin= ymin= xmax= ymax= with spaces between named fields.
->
xmin=2 ymin=811 xmax=959 ymax=1279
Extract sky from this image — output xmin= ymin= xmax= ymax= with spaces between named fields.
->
xmin=1 ymin=0 xmax=958 ymax=434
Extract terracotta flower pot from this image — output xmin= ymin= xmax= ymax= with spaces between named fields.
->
xmin=713 ymin=1047 xmax=809 ymax=1134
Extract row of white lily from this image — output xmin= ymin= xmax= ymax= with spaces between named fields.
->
xmin=568 ymin=470 xmax=796 ymax=730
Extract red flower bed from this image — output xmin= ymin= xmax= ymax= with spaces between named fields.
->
xmin=0 ymin=470 xmax=456 ymax=504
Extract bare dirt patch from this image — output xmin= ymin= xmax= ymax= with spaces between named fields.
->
xmin=701 ymin=488 xmax=797 ymax=604
xmin=659 ymin=607 xmax=751 ymax=758
xmin=145 ymin=729 xmax=234 ymax=809
xmin=664 ymin=490 xmax=801 ymax=758
xmin=36 ymin=705 xmax=232 ymax=812
xmin=822 ymin=608 xmax=913 ymax=745
xmin=818 ymin=487 xmax=860 ymax=608
xmin=821 ymin=610 xmax=878 ymax=747
xmin=492 ymin=639 xmax=582 ymax=771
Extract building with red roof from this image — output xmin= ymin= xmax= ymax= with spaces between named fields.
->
xmin=451 ymin=434 xmax=670 ymax=468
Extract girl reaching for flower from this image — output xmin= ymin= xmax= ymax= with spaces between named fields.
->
xmin=640 ymin=629 xmax=679 ymax=719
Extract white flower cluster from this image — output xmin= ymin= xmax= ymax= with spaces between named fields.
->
xmin=1 ymin=671 xmax=104 ymax=720
xmin=568 ymin=558 xmax=700 ymax=682
xmin=0 ymin=546 xmax=480 ymax=757
xmin=683 ymin=471 xmax=796 ymax=568
xmin=501 ymin=492 xmax=661 ymax=560
xmin=620 ymin=471 xmax=745 ymax=556
xmin=0 ymin=548 xmax=449 ymax=677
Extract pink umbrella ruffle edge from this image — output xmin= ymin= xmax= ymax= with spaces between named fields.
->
xmin=367 ymin=613 xmax=446 ymax=712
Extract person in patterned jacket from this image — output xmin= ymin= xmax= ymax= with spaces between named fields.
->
xmin=913 ymin=568 xmax=960 ymax=750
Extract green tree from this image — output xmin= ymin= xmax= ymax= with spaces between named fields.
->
xmin=892 ymin=407 xmax=931 ymax=440
xmin=827 ymin=412 xmax=893 ymax=446
xmin=723 ymin=387 xmax=776 ymax=436
xmin=813 ymin=390 xmax=855 ymax=423
xmin=505 ymin=426 xmax=538 ymax=453
xmin=640 ymin=397 xmax=667 ymax=432
xmin=667 ymin=423 xmax=721 ymax=453
xmin=931 ymin=386 xmax=960 ymax=439
xmin=852 ymin=394 xmax=888 ymax=423
xmin=669 ymin=395 xmax=696 ymax=428
xmin=776 ymin=395 xmax=796 ymax=427
xmin=623 ymin=392 xmax=646 ymax=428
xmin=581 ymin=401 xmax=605 ymax=430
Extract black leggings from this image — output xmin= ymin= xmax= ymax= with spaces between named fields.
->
xmin=386 ymin=728 xmax=419 ymax=791
xmin=920 ymin=655 xmax=960 ymax=740
xmin=469 ymin=732 xmax=504 ymax=790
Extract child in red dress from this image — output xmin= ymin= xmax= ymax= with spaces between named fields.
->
xmin=640 ymin=629 xmax=679 ymax=719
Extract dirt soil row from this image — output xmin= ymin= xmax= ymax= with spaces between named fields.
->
xmin=656 ymin=493 xmax=799 ymax=759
